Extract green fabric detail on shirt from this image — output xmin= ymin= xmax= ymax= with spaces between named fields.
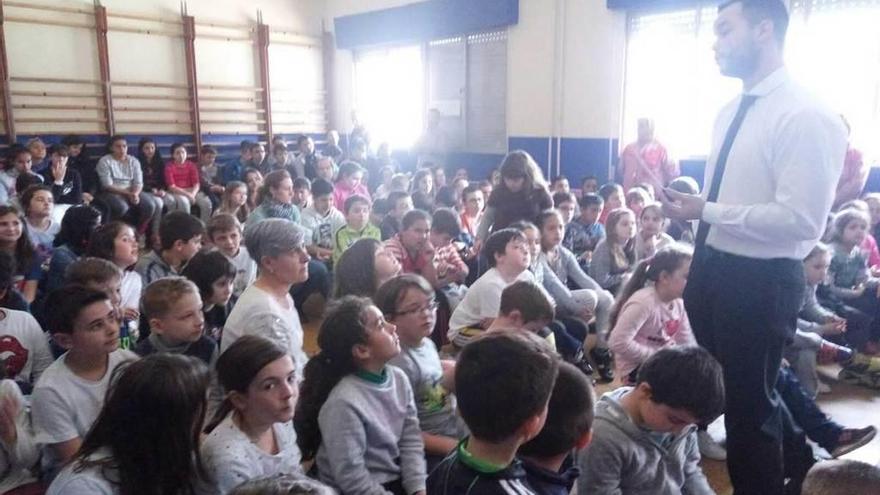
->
xmin=458 ymin=439 xmax=507 ymax=474
xmin=355 ymin=367 xmax=389 ymax=384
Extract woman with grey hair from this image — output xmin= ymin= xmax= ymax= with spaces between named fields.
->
xmin=221 ymin=218 xmax=310 ymax=374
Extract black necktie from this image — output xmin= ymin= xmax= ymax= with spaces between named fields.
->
xmin=694 ymin=94 xmax=759 ymax=251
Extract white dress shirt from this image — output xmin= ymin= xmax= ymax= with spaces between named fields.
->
xmin=701 ymin=67 xmax=848 ymax=260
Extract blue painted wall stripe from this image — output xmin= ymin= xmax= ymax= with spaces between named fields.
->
xmin=334 ymin=0 xmax=519 ymax=50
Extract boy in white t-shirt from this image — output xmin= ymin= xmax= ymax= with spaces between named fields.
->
xmin=31 ymin=285 xmax=138 ymax=480
xmin=207 ymin=214 xmax=257 ymax=301
xmin=300 ymin=178 xmax=346 ymax=266
xmin=0 ymin=307 xmax=53 ymax=392
xmin=448 ymin=228 xmax=535 ymax=347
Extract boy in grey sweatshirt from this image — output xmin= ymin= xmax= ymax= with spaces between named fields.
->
xmin=577 ymin=346 xmax=724 ymax=495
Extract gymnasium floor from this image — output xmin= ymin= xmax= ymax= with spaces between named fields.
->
xmin=301 ymin=320 xmax=880 ymax=494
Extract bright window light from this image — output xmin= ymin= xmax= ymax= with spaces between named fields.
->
xmin=354 ymin=45 xmax=424 ymax=149
xmin=623 ymin=2 xmax=880 ymax=164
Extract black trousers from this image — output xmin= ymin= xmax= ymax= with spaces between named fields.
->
xmin=684 ymin=247 xmax=814 ymax=495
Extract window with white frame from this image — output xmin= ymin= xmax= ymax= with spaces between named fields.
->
xmin=353 ymin=30 xmax=508 ymax=153
xmin=623 ymin=0 xmax=880 ymax=163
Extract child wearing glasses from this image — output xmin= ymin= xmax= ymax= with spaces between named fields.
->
xmin=375 ymin=274 xmax=467 ymax=470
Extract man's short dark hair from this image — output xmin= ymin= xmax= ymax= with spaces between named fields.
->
xmin=719 ymin=0 xmax=789 ymax=44
xmin=430 ymin=208 xmax=461 ymax=238
xmin=456 ymin=330 xmax=560 ymax=442
xmin=239 ymin=140 xmax=254 ymax=152
xmin=483 ymin=228 xmax=525 ymax=268
xmin=46 ymin=285 xmax=110 ymax=335
xmin=401 ymin=209 xmax=431 ymax=231
xmin=499 ymin=281 xmax=554 ymax=324
xmin=200 ymin=145 xmax=218 ymax=156
xmin=579 ymin=193 xmax=604 ymax=209
xmin=311 ymin=178 xmax=334 ymax=197
xmin=519 ymin=362 xmax=594 ymax=458
xmin=159 ymin=211 xmax=205 ymax=251
xmin=636 ymin=346 xmax=725 ymax=423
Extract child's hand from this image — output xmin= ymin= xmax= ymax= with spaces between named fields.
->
xmin=0 ymin=393 xmax=21 ymax=446
xmin=579 ymin=250 xmax=593 ymax=263
xmin=819 ymin=321 xmax=845 ymax=336
xmin=853 ymin=285 xmax=866 ymax=297
xmin=82 ymin=192 xmax=94 ymax=204
xmin=579 ymin=306 xmax=594 ymax=323
xmin=123 ymin=307 xmax=140 ymax=322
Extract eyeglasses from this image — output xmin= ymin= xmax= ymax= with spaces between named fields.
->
xmin=394 ymin=300 xmax=439 ymax=317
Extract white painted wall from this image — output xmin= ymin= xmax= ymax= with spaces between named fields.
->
xmin=322 ymin=0 xmax=627 ymax=141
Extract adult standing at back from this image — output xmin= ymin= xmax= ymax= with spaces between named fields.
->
xmin=619 ymin=118 xmax=678 ymax=194
xmin=662 ymin=2 xmax=847 ymax=494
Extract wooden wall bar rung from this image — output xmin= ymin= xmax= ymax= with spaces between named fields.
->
xmin=16 ymin=117 xmax=105 ymax=123
xmin=115 ymin=94 xmax=190 ymax=101
xmin=107 ymin=11 xmax=181 ymax=25
xmin=113 ymin=107 xmax=191 ymax=113
xmin=11 ymin=90 xmax=101 ymax=98
xmin=202 ymin=119 xmax=266 ymax=124
xmin=11 ymin=76 xmax=100 ymax=85
xmin=199 ymin=84 xmax=263 ymax=91
xmin=197 ymin=33 xmax=253 ymax=42
xmin=199 ymin=107 xmax=264 ymax=113
xmin=5 ymin=16 xmax=94 ymax=30
xmin=14 ymin=103 xmax=104 ymax=110
xmin=3 ymin=1 xmax=92 ymax=16
xmin=116 ymin=118 xmax=193 ymax=124
xmin=113 ymin=81 xmax=189 ymax=90
xmin=109 ymin=25 xmax=182 ymax=38
xmin=194 ymin=20 xmax=252 ymax=30
xmin=200 ymin=95 xmax=260 ymax=102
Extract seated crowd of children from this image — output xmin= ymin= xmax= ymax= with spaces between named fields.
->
xmin=1 ymin=134 xmax=880 ymax=495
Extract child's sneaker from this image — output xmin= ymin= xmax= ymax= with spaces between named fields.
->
xmin=831 ymin=426 xmax=877 ymax=458
xmin=567 ymin=349 xmax=594 ymax=378
xmin=817 ymin=341 xmax=854 ymax=365
xmin=590 ymin=347 xmax=614 ymax=383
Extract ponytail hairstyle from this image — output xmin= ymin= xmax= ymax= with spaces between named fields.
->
xmin=74 ymin=354 xmax=211 ymax=495
xmin=206 ymin=335 xmax=289 ymax=433
xmin=604 ymin=208 xmax=637 ymax=270
xmin=610 ymin=244 xmax=693 ymax=328
xmin=295 ymin=296 xmax=374 ymax=460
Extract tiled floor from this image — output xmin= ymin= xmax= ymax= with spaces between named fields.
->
xmin=302 ymin=321 xmax=879 ymax=494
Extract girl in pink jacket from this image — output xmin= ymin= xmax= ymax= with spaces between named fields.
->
xmin=608 ymin=244 xmax=694 ymax=383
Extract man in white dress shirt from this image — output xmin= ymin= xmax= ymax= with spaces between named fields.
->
xmin=663 ymin=1 xmax=848 ymax=494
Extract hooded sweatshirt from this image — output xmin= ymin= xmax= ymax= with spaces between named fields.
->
xmin=576 ymin=388 xmax=713 ymax=495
